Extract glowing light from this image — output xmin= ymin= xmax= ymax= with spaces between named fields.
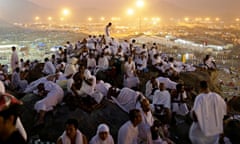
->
xmin=100 ymin=17 xmax=105 ymax=21
xmin=205 ymin=17 xmax=210 ymax=21
xmin=136 ymin=0 xmax=144 ymax=8
xmin=35 ymin=16 xmax=40 ymax=21
xmin=111 ymin=17 xmax=121 ymax=21
xmin=60 ymin=17 xmax=64 ymax=21
xmin=215 ymin=17 xmax=220 ymax=21
xmin=143 ymin=17 xmax=148 ymax=21
xmin=153 ymin=21 xmax=157 ymax=25
xmin=195 ymin=17 xmax=201 ymax=21
xmin=184 ymin=17 xmax=189 ymax=22
xmin=62 ymin=8 xmax=70 ymax=16
xmin=127 ymin=8 xmax=134 ymax=16
xmin=48 ymin=17 xmax=52 ymax=21
xmin=88 ymin=17 xmax=92 ymax=21
xmin=236 ymin=18 xmax=240 ymax=22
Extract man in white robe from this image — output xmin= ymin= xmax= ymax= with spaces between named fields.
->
xmin=172 ymin=84 xmax=189 ymax=116
xmin=72 ymin=69 xmax=103 ymax=104
xmin=124 ymin=57 xmax=140 ymax=88
xmin=156 ymin=76 xmax=177 ymax=90
xmin=110 ymin=87 xmax=141 ymax=113
xmin=105 ymin=22 xmax=112 ymax=37
xmin=95 ymin=80 xmax=111 ymax=97
xmin=87 ymin=54 xmax=96 ymax=73
xmin=11 ymin=67 xmax=28 ymax=92
xmin=42 ymin=58 xmax=56 ymax=75
xmin=118 ymin=109 xmax=142 ymax=144
xmin=145 ymin=77 xmax=159 ymax=102
xmin=34 ymin=81 xmax=64 ymax=125
xmin=10 ymin=46 xmax=19 ymax=72
xmin=97 ymin=54 xmax=109 ymax=72
xmin=64 ymin=57 xmax=78 ymax=78
xmin=189 ymin=80 xmax=226 ymax=144
xmin=152 ymin=83 xmax=172 ymax=124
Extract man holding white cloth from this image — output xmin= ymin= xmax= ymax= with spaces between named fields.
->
xmin=189 ymin=80 xmax=227 ymax=144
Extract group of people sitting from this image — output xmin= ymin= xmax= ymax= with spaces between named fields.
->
xmin=0 ymin=32 xmax=230 ymax=144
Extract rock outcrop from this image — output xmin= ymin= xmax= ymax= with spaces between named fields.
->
xmin=21 ymin=94 xmax=128 ymax=142
xmin=20 ymin=69 xmax=221 ymax=142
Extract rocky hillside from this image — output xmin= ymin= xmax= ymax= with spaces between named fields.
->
xmin=19 ymin=68 xmax=221 ymax=142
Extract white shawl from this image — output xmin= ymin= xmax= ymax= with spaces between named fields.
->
xmin=193 ymin=92 xmax=226 ymax=136
xmin=61 ymin=129 xmax=83 ymax=144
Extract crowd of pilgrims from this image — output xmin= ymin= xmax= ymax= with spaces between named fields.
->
xmin=0 ymin=33 xmax=226 ymax=144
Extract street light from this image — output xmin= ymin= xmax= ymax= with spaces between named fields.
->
xmin=35 ymin=16 xmax=40 ymax=21
xmin=100 ymin=17 xmax=105 ymax=21
xmin=48 ymin=16 xmax=52 ymax=23
xmin=88 ymin=17 xmax=93 ymax=22
xmin=127 ymin=8 xmax=134 ymax=16
xmin=184 ymin=17 xmax=189 ymax=22
xmin=136 ymin=0 xmax=144 ymax=8
xmin=62 ymin=8 xmax=70 ymax=16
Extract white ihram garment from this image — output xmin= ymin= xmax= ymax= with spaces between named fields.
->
xmin=189 ymin=92 xmax=226 ymax=144
xmin=34 ymin=81 xmax=64 ymax=112
xmin=61 ymin=129 xmax=83 ymax=144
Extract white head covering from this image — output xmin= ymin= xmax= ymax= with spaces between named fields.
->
xmin=90 ymin=123 xmax=114 ymax=144
xmin=97 ymin=124 xmax=109 ymax=134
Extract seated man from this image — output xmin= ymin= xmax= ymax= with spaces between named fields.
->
xmin=11 ymin=67 xmax=28 ymax=92
xmin=34 ymin=81 xmax=64 ymax=125
xmin=152 ymin=83 xmax=172 ymax=124
xmin=57 ymin=118 xmax=88 ymax=144
xmin=145 ymin=76 xmax=159 ymax=102
xmin=64 ymin=57 xmax=78 ymax=79
xmin=123 ymin=56 xmax=140 ymax=89
xmin=69 ymin=69 xmax=103 ymax=104
xmin=42 ymin=57 xmax=56 ymax=75
xmin=203 ymin=54 xmax=216 ymax=70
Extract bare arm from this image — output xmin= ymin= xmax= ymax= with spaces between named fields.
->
xmin=82 ymin=134 xmax=88 ymax=144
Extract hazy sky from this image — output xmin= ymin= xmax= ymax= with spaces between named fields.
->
xmin=0 ymin=0 xmax=238 ymax=22
xmin=28 ymin=0 xmax=239 ymax=9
